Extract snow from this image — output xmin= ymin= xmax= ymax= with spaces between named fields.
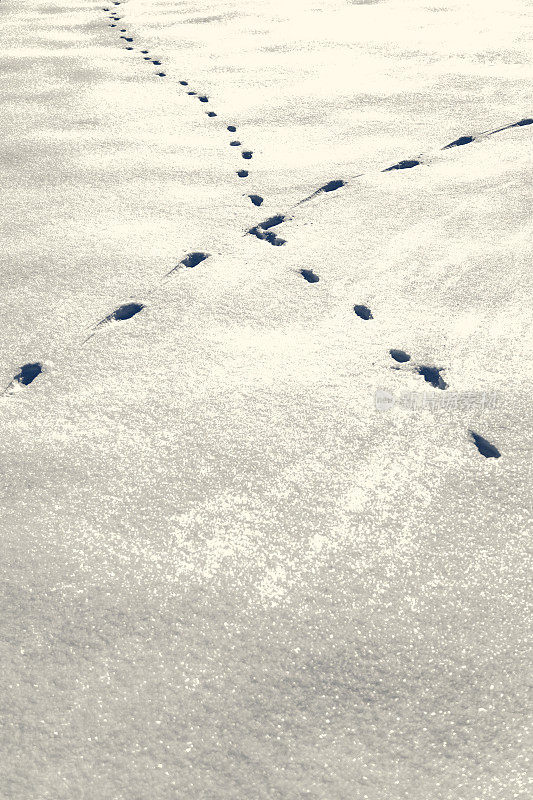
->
xmin=0 ymin=0 xmax=531 ymax=797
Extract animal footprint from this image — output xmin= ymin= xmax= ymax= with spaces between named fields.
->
xmin=417 ymin=365 xmax=447 ymax=389
xmin=227 ymin=125 xmax=237 ymax=132
xmin=443 ymin=135 xmax=475 ymax=149
xmin=166 ymin=252 xmax=210 ymax=276
xmin=301 ymin=179 xmax=346 ymax=203
xmin=248 ymin=194 xmax=263 ymax=207
xmin=248 ymin=215 xmax=286 ymax=246
xmin=382 ymin=159 xmax=420 ymax=172
xmin=230 ymin=141 xmax=241 ymax=146
xmin=3 ymin=362 xmax=43 ymax=395
xmin=206 ymin=112 xmax=217 ymax=117
xmin=237 ymin=170 xmax=248 ymax=178
xmin=198 ymin=96 xmax=209 ymax=103
xmin=242 ymin=151 xmax=253 ymax=160
xmin=389 ymin=349 xmax=410 ymax=363
xmin=353 ymin=305 xmax=373 ymax=320
xmin=300 ymin=269 xmax=319 ymax=283
xmin=85 ymin=302 xmax=144 ymax=342
xmin=470 ymin=430 xmax=501 ymax=459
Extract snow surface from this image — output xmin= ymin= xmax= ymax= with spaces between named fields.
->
xmin=1 ymin=0 xmax=532 ymax=797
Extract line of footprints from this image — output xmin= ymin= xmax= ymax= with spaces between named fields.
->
xmin=5 ymin=1 xmax=531 ymax=462
xmin=104 ymin=2 xmax=254 ymax=182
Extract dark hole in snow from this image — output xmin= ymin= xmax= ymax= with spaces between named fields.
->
xmin=110 ymin=302 xmax=145 ymax=322
xmin=187 ymin=91 xmax=196 ymax=95
xmin=141 ymin=50 xmax=149 ymax=54
xmin=120 ymin=36 xmax=133 ymax=41
xmin=258 ymin=215 xmax=285 ymax=229
xmin=152 ymin=60 xmax=161 ymax=65
xmin=230 ymin=140 xmax=241 ymax=146
xmin=321 ymin=179 xmax=346 ymax=192
xmin=181 ymin=252 xmax=209 ymax=268
xmin=301 ymin=178 xmax=347 ymax=203
xmin=263 ymin=231 xmax=285 ymax=245
xmin=227 ymin=125 xmax=237 ymax=132
xmin=179 ymin=80 xmax=188 ymax=85
xmin=470 ymin=430 xmax=501 ymax=459
xmin=14 ymin=362 xmax=42 ymax=386
xmin=125 ymin=47 xmax=133 ymax=50
xmin=417 ymin=365 xmax=447 ymax=389
xmin=237 ymin=170 xmax=248 ymax=177
xmin=353 ymin=305 xmax=373 ymax=320
xmin=156 ymin=73 xmax=166 ymax=77
xmin=390 ymin=349 xmax=410 ymax=363
xmin=248 ymin=227 xmax=286 ymax=246
xmin=443 ymin=135 xmax=475 ymax=149
xmin=242 ymin=151 xmax=253 ymax=159
xmin=206 ymin=111 xmax=217 ymax=117
xmin=513 ymin=118 xmax=533 ymax=127
xmin=300 ymin=269 xmax=319 ymax=283
xmin=249 ymin=194 xmax=263 ymax=206
xmin=198 ymin=96 xmax=208 ymax=102
xmin=144 ymin=57 xmax=151 ymax=60
xmin=383 ymin=160 xmax=420 ymax=172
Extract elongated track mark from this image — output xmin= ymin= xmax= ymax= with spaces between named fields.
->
xmin=3 ymin=362 xmax=43 ymax=395
xmin=470 ymin=430 xmax=501 ymax=459
xmin=165 ymin=252 xmax=210 ymax=276
xmin=300 ymin=269 xmax=319 ymax=283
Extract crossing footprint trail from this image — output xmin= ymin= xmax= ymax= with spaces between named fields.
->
xmin=242 ymin=116 xmax=532 ymax=459
xmin=5 ymin=0 xmax=529 ymax=463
